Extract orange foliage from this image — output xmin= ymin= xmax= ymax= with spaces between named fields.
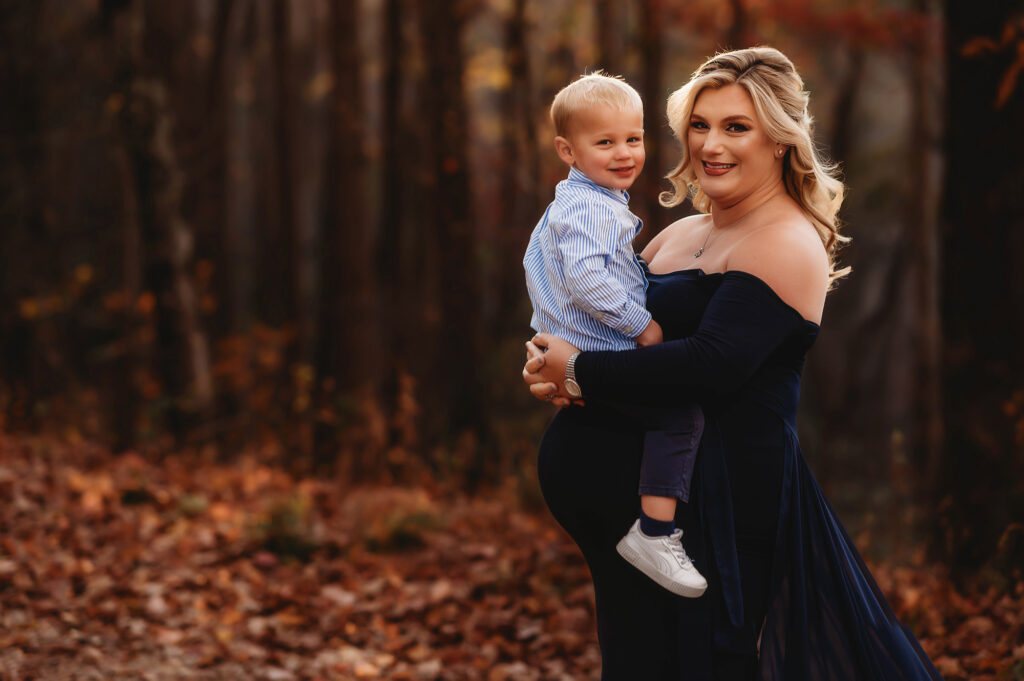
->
xmin=962 ymin=17 xmax=1024 ymax=109
xmin=0 ymin=434 xmax=1021 ymax=679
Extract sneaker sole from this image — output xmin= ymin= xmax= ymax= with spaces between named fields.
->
xmin=616 ymin=537 xmax=708 ymax=598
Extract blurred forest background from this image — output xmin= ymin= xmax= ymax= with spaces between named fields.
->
xmin=2 ymin=0 xmax=1024 ymax=576
xmin=3 ymin=0 xmax=1024 ymax=678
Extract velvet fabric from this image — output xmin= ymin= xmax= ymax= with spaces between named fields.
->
xmin=542 ymin=267 xmax=943 ymax=680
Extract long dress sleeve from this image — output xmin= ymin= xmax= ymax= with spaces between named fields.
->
xmin=574 ymin=270 xmax=810 ymax=404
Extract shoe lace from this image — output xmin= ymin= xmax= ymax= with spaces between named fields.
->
xmin=667 ymin=532 xmax=693 ymax=567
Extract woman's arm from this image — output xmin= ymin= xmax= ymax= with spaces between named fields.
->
xmin=525 ymin=228 xmax=828 ymax=404
xmin=527 ymin=272 xmax=806 ymax=404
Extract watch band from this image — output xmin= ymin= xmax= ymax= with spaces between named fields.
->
xmin=564 ymin=352 xmax=582 ymax=398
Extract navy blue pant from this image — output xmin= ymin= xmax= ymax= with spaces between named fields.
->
xmin=609 ymin=401 xmax=704 ymax=502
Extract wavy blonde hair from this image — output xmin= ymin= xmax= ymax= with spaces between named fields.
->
xmin=662 ymin=47 xmax=850 ymax=281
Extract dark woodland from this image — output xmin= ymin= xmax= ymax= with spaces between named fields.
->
xmin=1 ymin=0 xmax=1023 ymax=679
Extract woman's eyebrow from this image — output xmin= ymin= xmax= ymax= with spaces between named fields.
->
xmin=690 ymin=113 xmax=755 ymax=124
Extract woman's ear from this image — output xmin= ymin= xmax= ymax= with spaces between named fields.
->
xmin=554 ymin=136 xmax=575 ymax=167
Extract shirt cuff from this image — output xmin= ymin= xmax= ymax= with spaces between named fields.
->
xmin=604 ymin=302 xmax=652 ymax=338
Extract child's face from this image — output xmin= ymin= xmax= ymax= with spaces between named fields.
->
xmin=555 ymin=104 xmax=645 ymax=191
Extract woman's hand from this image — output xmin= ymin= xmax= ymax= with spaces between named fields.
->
xmin=522 ymin=333 xmax=583 ymax=407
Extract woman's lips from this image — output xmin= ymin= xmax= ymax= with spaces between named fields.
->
xmin=702 ymin=161 xmax=735 ymax=176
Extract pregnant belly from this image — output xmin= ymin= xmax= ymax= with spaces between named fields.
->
xmin=537 ymin=404 xmax=644 ymax=546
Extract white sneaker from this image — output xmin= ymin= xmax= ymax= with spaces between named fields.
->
xmin=616 ymin=520 xmax=708 ymax=597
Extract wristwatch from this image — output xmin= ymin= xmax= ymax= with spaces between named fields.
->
xmin=564 ymin=352 xmax=582 ymax=398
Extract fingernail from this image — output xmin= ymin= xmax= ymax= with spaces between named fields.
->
xmin=538 ymin=357 xmax=545 ymax=365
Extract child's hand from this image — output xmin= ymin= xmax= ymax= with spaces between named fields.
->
xmin=635 ymin=319 xmax=663 ymax=347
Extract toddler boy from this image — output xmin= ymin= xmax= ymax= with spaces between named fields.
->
xmin=523 ymin=72 xmax=707 ymax=597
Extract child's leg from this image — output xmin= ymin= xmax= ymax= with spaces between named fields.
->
xmin=637 ymin=404 xmax=704 ymax=507
xmin=640 ymin=495 xmax=677 ymax=524
xmin=616 ymin=404 xmax=707 ymax=597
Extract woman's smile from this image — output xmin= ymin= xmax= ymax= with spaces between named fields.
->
xmin=701 ymin=161 xmax=736 ymax=176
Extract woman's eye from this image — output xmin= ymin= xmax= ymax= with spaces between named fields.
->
xmin=727 ymin=123 xmax=749 ymax=132
xmin=689 ymin=121 xmax=708 ymax=130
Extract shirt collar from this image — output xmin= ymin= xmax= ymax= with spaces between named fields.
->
xmin=566 ymin=166 xmax=630 ymax=204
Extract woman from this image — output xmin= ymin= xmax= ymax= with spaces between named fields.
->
xmin=523 ymin=47 xmax=942 ymax=680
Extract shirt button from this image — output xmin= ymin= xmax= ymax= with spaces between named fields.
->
xmin=625 ymin=325 xmax=633 ymax=334
xmin=595 ymin=312 xmax=604 ymax=321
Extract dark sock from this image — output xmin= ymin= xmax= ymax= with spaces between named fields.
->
xmin=639 ymin=508 xmax=675 ymax=537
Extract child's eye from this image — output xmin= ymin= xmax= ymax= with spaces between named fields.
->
xmin=628 ymin=136 xmax=642 ymax=143
xmin=596 ymin=139 xmax=612 ymax=146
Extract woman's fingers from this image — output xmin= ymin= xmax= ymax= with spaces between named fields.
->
xmin=522 ymin=342 xmax=571 ymax=406
xmin=529 ymin=381 xmax=559 ymax=400
xmin=522 ymin=364 xmax=547 ymax=384
xmin=522 ymin=341 xmax=546 ymax=375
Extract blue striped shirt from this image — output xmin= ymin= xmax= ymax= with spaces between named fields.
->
xmin=524 ymin=167 xmax=652 ymax=352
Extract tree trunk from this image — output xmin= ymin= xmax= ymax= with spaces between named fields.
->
xmin=907 ymin=0 xmax=944 ymax=504
xmin=376 ymin=0 xmax=406 ymax=454
xmin=419 ymin=0 xmax=487 ymax=476
xmin=127 ymin=1 xmax=214 ymax=438
xmin=257 ymin=0 xmax=299 ymax=332
xmin=316 ymin=0 xmax=381 ymax=474
xmin=636 ymin=0 xmax=666 ymax=244
xmin=939 ymin=0 xmax=1024 ymax=573
xmin=726 ymin=0 xmax=751 ymax=50
xmin=829 ymin=49 xmax=865 ymax=170
xmin=206 ymin=0 xmax=238 ymax=338
xmin=111 ymin=131 xmax=144 ymax=451
xmin=495 ymin=0 xmax=539 ymax=338
xmin=0 ymin=2 xmax=46 ymax=430
xmin=595 ymin=0 xmax=624 ymax=73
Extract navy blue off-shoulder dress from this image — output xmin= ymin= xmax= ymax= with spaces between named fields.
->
xmin=537 ymin=266 xmax=943 ymax=680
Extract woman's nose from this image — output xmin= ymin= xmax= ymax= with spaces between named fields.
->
xmin=703 ymin=129 xmax=724 ymax=153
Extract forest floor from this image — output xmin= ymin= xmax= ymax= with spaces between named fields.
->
xmin=0 ymin=432 xmax=1021 ymax=681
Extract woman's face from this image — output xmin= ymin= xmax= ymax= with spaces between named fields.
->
xmin=687 ymin=84 xmax=782 ymax=206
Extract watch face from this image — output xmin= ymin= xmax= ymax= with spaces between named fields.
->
xmin=565 ymin=378 xmax=582 ymax=398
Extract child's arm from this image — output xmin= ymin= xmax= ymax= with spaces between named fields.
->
xmin=635 ymin=319 xmax=663 ymax=347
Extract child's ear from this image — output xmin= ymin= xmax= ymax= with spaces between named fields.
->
xmin=554 ymin=136 xmax=575 ymax=167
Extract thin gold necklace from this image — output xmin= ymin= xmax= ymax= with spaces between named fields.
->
xmin=694 ymin=194 xmax=780 ymax=259
xmin=693 ymin=223 xmax=717 ymax=259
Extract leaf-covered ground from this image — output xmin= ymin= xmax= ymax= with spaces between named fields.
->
xmin=0 ymin=433 xmax=1020 ymax=681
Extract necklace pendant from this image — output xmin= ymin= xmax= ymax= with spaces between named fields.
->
xmin=693 ymin=247 xmax=704 ymax=258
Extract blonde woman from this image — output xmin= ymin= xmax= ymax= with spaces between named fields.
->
xmin=523 ymin=47 xmax=942 ymax=680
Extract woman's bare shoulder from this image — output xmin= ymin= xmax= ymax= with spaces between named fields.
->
xmin=727 ymin=215 xmax=829 ymax=323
